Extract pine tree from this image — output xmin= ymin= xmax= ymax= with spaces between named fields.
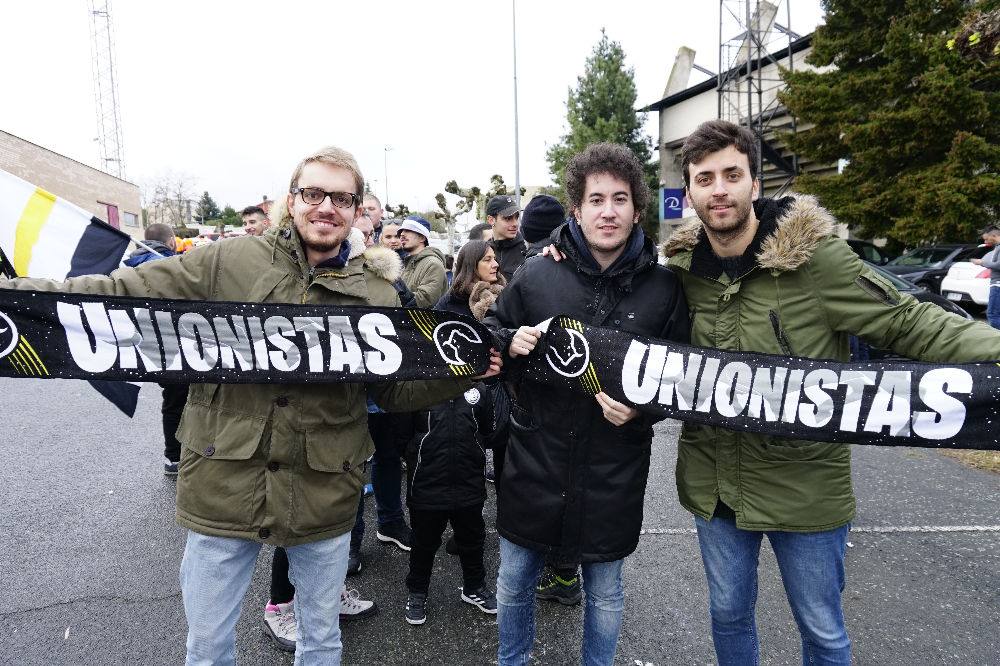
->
xmin=780 ymin=0 xmax=999 ymax=245
xmin=546 ymin=30 xmax=659 ymax=238
xmin=196 ymin=191 xmax=222 ymax=224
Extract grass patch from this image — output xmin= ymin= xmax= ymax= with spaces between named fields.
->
xmin=940 ymin=450 xmax=1000 ymax=474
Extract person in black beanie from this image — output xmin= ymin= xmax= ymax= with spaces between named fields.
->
xmin=520 ymin=194 xmax=567 ymax=257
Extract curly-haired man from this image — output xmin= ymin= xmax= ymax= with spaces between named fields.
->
xmin=485 ymin=142 xmax=690 ymax=665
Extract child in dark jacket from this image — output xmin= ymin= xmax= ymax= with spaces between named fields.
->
xmin=403 ymin=240 xmax=507 ymax=625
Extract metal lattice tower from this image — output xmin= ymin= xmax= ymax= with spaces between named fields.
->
xmin=88 ymin=0 xmax=126 ymax=179
xmin=718 ymin=0 xmax=799 ymax=193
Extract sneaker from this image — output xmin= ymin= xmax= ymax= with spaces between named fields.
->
xmin=339 ymin=586 xmax=377 ymax=621
xmin=347 ymin=541 xmax=363 ymax=576
xmin=405 ymin=592 xmax=427 ymax=625
xmin=485 ymin=469 xmax=495 ymax=484
xmin=376 ymin=521 xmax=412 ymax=552
xmin=444 ymin=535 xmax=459 ymax=555
xmin=461 ymin=585 xmax=498 ymax=614
xmin=262 ymin=600 xmax=296 ymax=652
xmin=535 ymin=568 xmax=582 ymax=606
xmin=163 ymin=459 xmax=179 ymax=476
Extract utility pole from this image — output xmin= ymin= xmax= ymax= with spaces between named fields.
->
xmin=512 ymin=0 xmax=521 ymax=207
xmin=88 ymin=0 xmax=126 ymax=179
xmin=383 ymin=145 xmax=392 ymax=208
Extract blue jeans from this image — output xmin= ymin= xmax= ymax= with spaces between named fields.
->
xmin=180 ymin=530 xmax=350 ymax=665
xmin=352 ymin=413 xmax=405 ymax=544
xmin=496 ymin=538 xmax=624 ymax=666
xmin=987 ymin=285 xmax=1000 ymax=330
xmin=694 ymin=516 xmax=851 ymax=666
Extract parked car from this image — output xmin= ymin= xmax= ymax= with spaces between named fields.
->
xmin=855 ymin=261 xmax=973 ymax=361
xmin=940 ymin=258 xmax=992 ymax=308
xmin=880 ymin=244 xmax=991 ymax=293
xmin=846 ymin=239 xmax=893 ymax=265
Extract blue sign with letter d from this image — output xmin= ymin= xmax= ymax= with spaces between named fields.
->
xmin=660 ymin=188 xmax=684 ymax=220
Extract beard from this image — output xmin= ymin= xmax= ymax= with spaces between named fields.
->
xmin=694 ymin=196 xmax=754 ymax=243
xmin=295 ymin=216 xmax=350 ymax=254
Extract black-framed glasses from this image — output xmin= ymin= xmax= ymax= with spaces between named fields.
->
xmin=290 ymin=187 xmax=360 ymax=209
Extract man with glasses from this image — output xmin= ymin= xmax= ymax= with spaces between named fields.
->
xmin=0 ymin=146 xmax=498 ymax=664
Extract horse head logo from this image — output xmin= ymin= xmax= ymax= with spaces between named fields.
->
xmin=433 ymin=321 xmax=483 ymax=367
xmin=545 ymin=325 xmax=590 ymax=378
xmin=0 ymin=311 xmax=18 ymax=360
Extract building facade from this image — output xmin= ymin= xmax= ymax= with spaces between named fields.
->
xmin=641 ymin=34 xmax=843 ymax=240
xmin=0 ymin=130 xmax=143 ymax=241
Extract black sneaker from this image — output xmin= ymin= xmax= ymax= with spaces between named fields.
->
xmin=376 ymin=521 xmax=412 ymax=552
xmin=163 ymin=459 xmax=179 ymax=476
xmin=444 ymin=535 xmax=459 ymax=555
xmin=535 ymin=568 xmax=582 ymax=606
xmin=347 ymin=541 xmax=362 ymax=576
xmin=405 ymin=592 xmax=427 ymax=625
xmin=460 ymin=585 xmax=498 ymax=614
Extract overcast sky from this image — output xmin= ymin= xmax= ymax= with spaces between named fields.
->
xmin=2 ymin=0 xmax=824 ymax=214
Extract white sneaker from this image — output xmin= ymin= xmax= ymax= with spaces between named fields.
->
xmin=340 ymin=586 xmax=378 ymax=621
xmin=263 ymin=600 xmax=296 ymax=652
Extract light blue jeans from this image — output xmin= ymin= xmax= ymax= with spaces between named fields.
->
xmin=694 ymin=516 xmax=852 ymax=666
xmin=987 ymin=284 xmax=1000 ymax=330
xmin=180 ymin=530 xmax=350 ymax=665
xmin=496 ymin=537 xmax=624 ymax=666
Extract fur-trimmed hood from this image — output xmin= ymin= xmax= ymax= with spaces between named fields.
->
xmin=662 ymin=194 xmax=836 ymax=273
xmin=349 ymin=227 xmax=403 ymax=283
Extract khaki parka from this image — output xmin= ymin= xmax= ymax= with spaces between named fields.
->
xmin=664 ymin=195 xmax=1000 ymax=532
xmin=2 ymin=227 xmax=470 ymax=545
xmin=400 ymin=246 xmax=448 ymax=308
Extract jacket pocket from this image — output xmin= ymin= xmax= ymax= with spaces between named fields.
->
xmin=855 ymin=273 xmax=900 ymax=306
xmin=303 ymin=423 xmax=373 ymax=473
xmin=509 ymin=402 xmax=538 ymax=432
xmin=177 ymin=388 xmax=266 ymax=460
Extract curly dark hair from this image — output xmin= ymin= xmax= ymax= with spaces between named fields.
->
xmin=563 ymin=143 xmax=649 ymax=217
xmin=681 ymin=120 xmax=758 ymax=188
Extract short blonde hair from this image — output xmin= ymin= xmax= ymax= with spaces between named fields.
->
xmin=278 ymin=146 xmax=365 ymax=228
xmin=288 ymin=146 xmax=365 ymax=198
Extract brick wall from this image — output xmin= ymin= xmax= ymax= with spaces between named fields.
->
xmin=0 ymin=130 xmax=143 ymax=241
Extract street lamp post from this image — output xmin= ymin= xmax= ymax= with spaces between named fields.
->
xmin=512 ymin=0 xmax=521 ymax=207
xmin=383 ymin=145 xmax=392 ymax=209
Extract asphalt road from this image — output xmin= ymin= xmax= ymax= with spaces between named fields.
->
xmin=1 ymin=377 xmax=998 ymax=665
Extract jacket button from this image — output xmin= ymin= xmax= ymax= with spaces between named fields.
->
xmin=342 ymin=461 xmax=352 ymax=472
xmin=276 ymin=396 xmax=289 ymax=407
xmin=267 ymin=462 xmax=280 ymax=472
xmin=258 ymin=528 xmax=270 ymax=539
xmin=204 ymin=446 xmax=215 ymax=457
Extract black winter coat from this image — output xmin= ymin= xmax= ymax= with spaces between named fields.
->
xmin=404 ymin=292 xmax=499 ymax=511
xmin=489 ymin=234 xmax=528 ymax=282
xmin=485 ymin=223 xmax=690 ymax=563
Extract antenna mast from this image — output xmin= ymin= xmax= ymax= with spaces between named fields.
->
xmin=88 ymin=0 xmax=126 ymax=179
xmin=718 ymin=0 xmax=799 ymax=194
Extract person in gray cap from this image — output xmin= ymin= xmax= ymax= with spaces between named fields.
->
xmin=486 ymin=195 xmax=527 ymax=282
xmin=398 ymin=219 xmax=448 ymax=308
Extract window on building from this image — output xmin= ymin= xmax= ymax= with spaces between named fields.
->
xmin=123 ymin=211 xmax=139 ymax=227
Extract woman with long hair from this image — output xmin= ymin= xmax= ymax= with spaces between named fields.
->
xmin=402 ymin=239 xmax=506 ymax=625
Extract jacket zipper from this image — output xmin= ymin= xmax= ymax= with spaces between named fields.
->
xmin=768 ymin=310 xmax=794 ymax=356
xmin=855 ymin=275 xmax=898 ymax=306
xmin=410 ymin=412 xmax=432 ymax=495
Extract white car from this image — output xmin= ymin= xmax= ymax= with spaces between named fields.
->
xmin=940 ymin=260 xmax=991 ymax=306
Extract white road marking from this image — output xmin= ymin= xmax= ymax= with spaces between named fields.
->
xmin=640 ymin=525 xmax=1000 ymax=535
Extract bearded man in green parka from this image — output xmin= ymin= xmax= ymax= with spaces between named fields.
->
xmin=663 ymin=120 xmax=1000 ymax=666
xmin=0 ymin=146 xmax=498 ymax=665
